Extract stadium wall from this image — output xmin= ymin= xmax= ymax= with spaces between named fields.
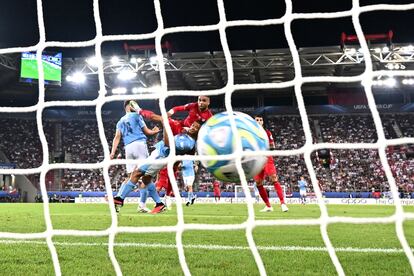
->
xmin=23 ymin=191 xmax=414 ymax=199
xmin=73 ymin=197 xmax=414 ymax=206
xmin=16 ymin=175 xmax=38 ymax=203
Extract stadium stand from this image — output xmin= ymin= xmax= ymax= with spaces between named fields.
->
xmin=0 ymin=113 xmax=412 ymax=196
xmin=0 ymin=117 xmax=42 ymax=169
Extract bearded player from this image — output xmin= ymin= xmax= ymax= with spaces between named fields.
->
xmin=254 ymin=115 xmax=288 ymax=212
xmin=166 ymin=96 xmax=213 ymax=204
xmin=167 ymin=95 xmax=213 ymax=127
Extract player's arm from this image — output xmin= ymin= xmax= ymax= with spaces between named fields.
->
xmin=142 ymin=125 xmax=160 ymax=136
xmin=110 ymin=130 xmax=122 ymax=159
xmin=267 ymin=130 xmax=276 ymax=150
xmin=136 ymin=113 xmax=160 ymax=136
xmin=167 ymin=103 xmax=196 ymax=117
xmin=139 ymin=109 xmax=163 ymax=122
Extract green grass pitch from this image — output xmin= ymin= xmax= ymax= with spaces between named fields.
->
xmin=0 ymin=203 xmax=413 ymax=275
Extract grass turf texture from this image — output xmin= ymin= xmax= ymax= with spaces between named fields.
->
xmin=0 ymin=203 xmax=413 ymax=275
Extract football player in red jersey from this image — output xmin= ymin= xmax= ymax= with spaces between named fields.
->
xmin=167 ymin=96 xmax=213 ymax=127
xmin=167 ymin=96 xmax=213 ymax=205
xmin=254 ymin=115 xmax=288 ymax=212
xmin=213 ymin=180 xmax=221 ymax=203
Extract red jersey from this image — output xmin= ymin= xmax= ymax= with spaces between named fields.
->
xmin=172 ymin=102 xmax=213 ymax=127
xmin=169 ymin=118 xmax=184 ymax=135
xmin=213 ymin=181 xmax=220 ymax=191
xmin=265 ymin=129 xmax=274 ymax=145
xmin=139 ymin=109 xmax=184 ymax=135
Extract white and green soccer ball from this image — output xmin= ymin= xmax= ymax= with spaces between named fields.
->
xmin=197 ymin=111 xmax=269 ymax=182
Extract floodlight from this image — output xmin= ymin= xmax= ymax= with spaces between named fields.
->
xmin=112 ymin=87 xmax=127 ymax=94
xmin=67 ymin=72 xmax=86 ymax=83
xmin=117 ymin=70 xmax=137 ymax=81
xmin=111 ymin=56 xmax=120 ymax=64
xmin=86 ymin=56 xmax=102 ymax=67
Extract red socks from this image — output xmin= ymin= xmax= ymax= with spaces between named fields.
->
xmin=257 ymin=185 xmax=271 ymax=207
xmin=273 ymin=181 xmax=285 ymax=204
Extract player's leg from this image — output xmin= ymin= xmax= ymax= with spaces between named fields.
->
xmin=134 ymin=141 xmax=151 ymax=212
xmin=254 ymin=170 xmax=272 ymax=212
xmin=140 ymin=155 xmax=169 ymax=214
xmin=113 ymin=167 xmax=144 ymax=212
xmin=114 ymin=141 xmax=148 ymax=213
xmin=182 ymin=160 xmax=196 ymax=206
xmin=113 ymin=154 xmax=137 ymax=212
xmin=137 ymin=182 xmax=150 ymax=213
xmin=156 ymin=168 xmax=172 ymax=210
xmin=141 ymin=174 xmax=165 ymax=214
xmin=184 ymin=175 xmax=196 ymax=206
xmin=214 ymin=191 xmax=219 ymax=203
xmin=215 ymin=193 xmax=221 ymax=202
xmin=113 ymin=177 xmax=131 ymax=212
xmin=271 ymin=173 xmax=288 ymax=212
xmin=114 ymin=142 xmax=163 ymax=211
xmin=113 ymin=148 xmax=134 ymax=212
xmin=265 ymin=157 xmax=288 ymax=212
xmin=164 ymin=175 xmax=175 ymax=210
xmin=300 ymin=190 xmax=307 ymax=204
xmin=132 ymin=143 xmax=167 ymax=213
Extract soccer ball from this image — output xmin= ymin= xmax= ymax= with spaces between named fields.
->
xmin=197 ymin=111 xmax=269 ymax=182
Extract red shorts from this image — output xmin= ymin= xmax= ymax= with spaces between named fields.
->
xmin=156 ymin=168 xmax=171 ymax=191
xmin=254 ymin=156 xmax=277 ymax=182
xmin=214 ymin=189 xmax=221 ymax=196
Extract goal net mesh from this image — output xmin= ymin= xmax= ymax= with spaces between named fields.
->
xmin=1 ymin=0 xmax=414 ymax=275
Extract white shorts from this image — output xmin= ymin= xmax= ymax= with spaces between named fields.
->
xmin=183 ymin=176 xmax=195 ymax=187
xmin=300 ymin=190 xmax=307 ymax=197
xmin=138 ymin=141 xmax=168 ymax=178
xmin=125 ymin=140 xmax=149 ymax=173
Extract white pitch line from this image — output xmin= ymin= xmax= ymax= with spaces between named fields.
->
xmin=0 ymin=239 xmax=412 ymax=254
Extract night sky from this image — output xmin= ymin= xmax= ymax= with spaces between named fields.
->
xmin=1 ymin=0 xmax=414 ymax=56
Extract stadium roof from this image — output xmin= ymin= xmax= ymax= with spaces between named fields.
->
xmin=0 ymin=42 xmax=413 ymax=100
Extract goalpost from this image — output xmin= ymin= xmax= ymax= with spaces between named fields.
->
xmin=1 ymin=1 xmax=414 ymax=276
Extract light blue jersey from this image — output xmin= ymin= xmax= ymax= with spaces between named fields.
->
xmin=116 ymin=112 xmax=147 ymax=146
xmin=138 ymin=134 xmax=196 ymax=177
xmin=298 ymin=180 xmax=307 ymax=191
xmin=182 ymin=160 xmax=195 ymax=177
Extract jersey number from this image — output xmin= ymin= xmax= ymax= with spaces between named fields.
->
xmin=124 ymin=122 xmax=133 ymax=134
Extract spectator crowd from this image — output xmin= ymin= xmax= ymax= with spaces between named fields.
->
xmin=0 ymin=113 xmax=413 ymax=196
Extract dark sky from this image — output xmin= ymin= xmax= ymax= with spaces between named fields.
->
xmin=1 ymin=0 xmax=414 ymax=55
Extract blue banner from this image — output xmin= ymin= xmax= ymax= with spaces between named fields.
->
xmin=0 ymin=163 xmax=16 ymax=169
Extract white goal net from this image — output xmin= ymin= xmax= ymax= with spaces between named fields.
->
xmin=1 ymin=0 xmax=414 ymax=276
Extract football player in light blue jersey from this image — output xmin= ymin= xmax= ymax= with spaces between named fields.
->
xmin=113 ymin=119 xmax=202 ymax=214
xmin=111 ymin=100 xmax=159 ymax=213
xmin=298 ymin=176 xmax=308 ymax=204
xmin=182 ymin=160 xmax=196 ymax=206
